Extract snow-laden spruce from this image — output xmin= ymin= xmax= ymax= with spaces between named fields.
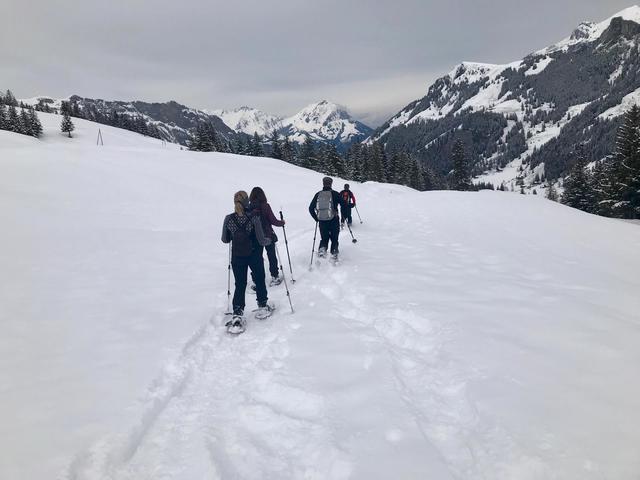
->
xmin=1 ymin=113 xmax=640 ymax=479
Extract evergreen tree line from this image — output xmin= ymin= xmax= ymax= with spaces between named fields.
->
xmin=561 ymin=105 xmax=640 ymax=219
xmin=0 ymin=90 xmax=43 ymax=138
xmin=188 ymin=126 xmax=441 ymax=191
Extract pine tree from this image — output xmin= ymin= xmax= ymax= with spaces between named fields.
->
xmin=386 ymin=153 xmax=401 ymax=184
xmin=408 ymin=157 xmax=426 ymax=190
xmin=330 ymin=145 xmax=347 ymax=178
xmin=4 ymin=89 xmax=18 ymax=107
xmin=250 ymin=132 xmax=264 ymax=157
xmin=7 ymin=104 xmax=19 ymax=133
xmin=368 ymin=142 xmax=387 ymax=182
xmin=451 ymin=140 xmax=472 ymax=191
xmin=591 ymin=156 xmax=617 ymax=216
xmin=19 ymin=108 xmax=32 ymax=136
xmin=317 ymin=144 xmax=334 ymax=175
xmin=561 ymin=146 xmax=596 ymax=213
xmin=612 ymin=105 xmax=640 ymax=219
xmin=546 ymin=183 xmax=559 ymax=202
xmin=28 ymin=109 xmax=43 ymax=138
xmin=0 ymin=103 xmax=6 ymax=130
xmin=281 ymin=136 xmax=296 ymax=164
xmin=269 ymin=129 xmax=282 ymax=159
xmin=299 ymin=136 xmax=316 ymax=170
xmin=189 ymin=123 xmax=214 ymax=151
xmin=61 ymin=110 xmax=75 ymax=138
xmin=345 ymin=144 xmax=360 ymax=180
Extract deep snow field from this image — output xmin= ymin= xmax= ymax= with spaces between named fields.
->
xmin=1 ymin=113 xmax=640 ymax=480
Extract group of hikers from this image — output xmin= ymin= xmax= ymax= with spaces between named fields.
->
xmin=221 ymin=177 xmax=357 ymax=333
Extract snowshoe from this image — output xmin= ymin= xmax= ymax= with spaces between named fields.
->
xmin=226 ymin=314 xmax=246 ymax=335
xmin=318 ymin=247 xmax=327 ymax=258
xmin=255 ymin=303 xmax=276 ymax=320
xmin=330 ymin=252 xmax=339 ymax=265
xmin=269 ymin=276 xmax=283 ymax=287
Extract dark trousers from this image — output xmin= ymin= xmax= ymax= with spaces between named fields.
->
xmin=232 ymin=251 xmax=267 ymax=312
xmin=265 ymin=243 xmax=279 ymax=278
xmin=251 ymin=243 xmax=279 ymax=282
xmin=319 ymin=217 xmax=340 ymax=255
xmin=341 ymin=205 xmax=353 ymax=225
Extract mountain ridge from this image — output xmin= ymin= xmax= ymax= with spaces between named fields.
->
xmin=368 ymin=5 xmax=640 ymax=191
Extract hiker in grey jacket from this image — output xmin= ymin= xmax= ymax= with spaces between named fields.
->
xmin=308 ymin=177 xmax=345 ymax=258
xmin=222 ymin=190 xmax=272 ymax=319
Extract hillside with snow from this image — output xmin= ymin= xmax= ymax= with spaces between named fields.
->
xmin=1 ymin=114 xmax=640 ymax=480
xmin=368 ymin=5 xmax=640 ymax=191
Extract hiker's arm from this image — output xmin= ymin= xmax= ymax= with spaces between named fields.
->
xmin=266 ymin=203 xmax=285 ymax=227
xmin=308 ymin=193 xmax=319 ymax=221
xmin=221 ymin=216 xmax=231 ymax=243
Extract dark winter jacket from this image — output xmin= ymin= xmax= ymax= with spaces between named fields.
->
xmin=248 ymin=200 xmax=285 ymax=239
xmin=308 ymin=186 xmax=345 ymax=222
xmin=339 ymin=189 xmax=356 ymax=207
xmin=221 ymin=212 xmax=271 ymax=257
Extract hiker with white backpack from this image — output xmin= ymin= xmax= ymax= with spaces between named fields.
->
xmin=308 ymin=177 xmax=346 ymax=261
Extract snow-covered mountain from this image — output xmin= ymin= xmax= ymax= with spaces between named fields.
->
xmin=214 ymin=100 xmax=373 ymax=149
xmin=210 ymin=106 xmax=283 ymax=137
xmin=21 ymin=95 xmax=238 ymax=146
xmin=281 ymin=100 xmax=373 ymax=148
xmin=2 ymin=111 xmax=640 ymax=479
xmin=369 ymin=5 xmax=640 ymax=191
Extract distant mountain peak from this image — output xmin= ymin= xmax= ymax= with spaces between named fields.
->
xmin=212 ymin=107 xmax=282 ymax=136
xmin=282 ymin=100 xmax=372 ymax=147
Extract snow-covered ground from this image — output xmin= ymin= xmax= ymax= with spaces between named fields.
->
xmin=2 ymin=114 xmax=640 ymax=480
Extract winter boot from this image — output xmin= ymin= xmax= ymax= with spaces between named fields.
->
xmin=255 ymin=303 xmax=275 ymax=320
xmin=226 ymin=309 xmax=246 ymax=334
xmin=269 ymin=275 xmax=283 ymax=287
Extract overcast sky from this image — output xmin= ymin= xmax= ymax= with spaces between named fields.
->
xmin=1 ymin=0 xmax=634 ymax=126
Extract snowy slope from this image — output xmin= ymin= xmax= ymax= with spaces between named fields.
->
xmin=2 ymin=115 xmax=640 ymax=480
xmin=210 ymin=106 xmax=283 ymax=137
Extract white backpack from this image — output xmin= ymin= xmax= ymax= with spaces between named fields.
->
xmin=316 ymin=191 xmax=335 ymax=221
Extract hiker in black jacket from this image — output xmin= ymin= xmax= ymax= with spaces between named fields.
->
xmin=222 ymin=190 xmax=274 ymax=330
xmin=308 ymin=177 xmax=345 ymax=258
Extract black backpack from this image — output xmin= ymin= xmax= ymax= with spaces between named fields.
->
xmin=228 ymin=214 xmax=255 ymax=257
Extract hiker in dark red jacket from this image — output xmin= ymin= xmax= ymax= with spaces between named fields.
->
xmin=249 ymin=186 xmax=285 ymax=286
xmin=339 ymin=184 xmax=356 ymax=227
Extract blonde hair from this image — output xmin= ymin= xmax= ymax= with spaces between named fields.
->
xmin=234 ymin=190 xmax=248 ymax=216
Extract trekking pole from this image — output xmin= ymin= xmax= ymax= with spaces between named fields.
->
xmin=309 ymin=221 xmax=318 ymax=269
xmin=355 ymin=205 xmax=363 ymax=224
xmin=346 ymin=221 xmax=358 ymax=243
xmin=226 ymin=243 xmax=232 ymax=315
xmin=279 ymin=210 xmax=295 ymax=283
xmin=275 ymin=244 xmax=294 ymax=313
